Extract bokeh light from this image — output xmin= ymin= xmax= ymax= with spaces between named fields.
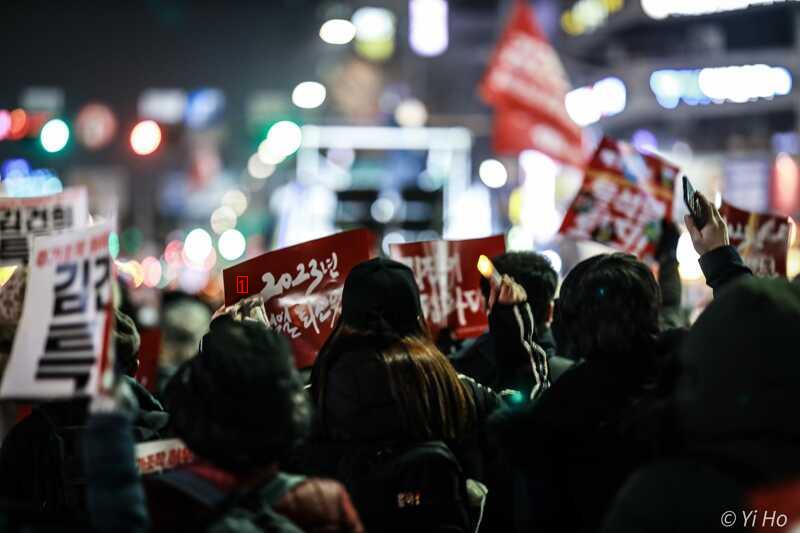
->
xmin=108 ymin=232 xmax=120 ymax=259
xmin=292 ymin=81 xmax=327 ymax=109
xmin=0 ymin=110 xmax=11 ymax=141
xmin=8 ymin=109 xmax=28 ymax=140
xmin=479 ymin=159 xmax=508 ymax=188
xmin=142 ymin=256 xmax=163 ymax=288
xmin=210 ymin=205 xmax=238 ymax=234
xmin=75 ymin=103 xmax=117 ymax=150
xmin=130 ymin=120 xmax=162 ymax=155
xmin=221 ymin=190 xmax=248 ymax=216
xmin=247 ymin=153 xmax=275 ymax=179
xmin=183 ymin=228 xmax=213 ymax=266
xmin=319 ymin=19 xmax=356 ymax=44
xmin=394 ymin=98 xmax=428 ymax=127
xmin=218 ymin=229 xmax=246 ymax=261
xmin=40 ymin=119 xmax=70 ymax=153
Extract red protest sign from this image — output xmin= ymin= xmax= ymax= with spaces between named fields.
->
xmin=559 ymin=137 xmax=679 ymax=260
xmin=493 ymin=107 xmax=585 ymax=168
xmin=389 ymin=235 xmax=506 ymax=340
xmin=222 ymin=229 xmax=376 ymax=368
xmin=479 ymin=0 xmax=582 ymax=164
xmin=721 ymin=202 xmax=792 ymax=277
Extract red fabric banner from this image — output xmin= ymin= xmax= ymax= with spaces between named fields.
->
xmin=389 ymin=235 xmax=506 ymax=340
xmin=558 ymin=137 xmax=679 ymax=260
xmin=480 ymin=0 xmax=582 ymax=164
xmin=222 ymin=229 xmax=377 ymax=368
xmin=721 ymin=202 xmax=792 ymax=277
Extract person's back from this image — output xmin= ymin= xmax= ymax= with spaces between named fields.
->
xmin=491 ymin=253 xmax=674 ymax=532
xmin=602 ymin=277 xmax=800 ymax=532
xmin=155 ymin=313 xmax=364 ymax=533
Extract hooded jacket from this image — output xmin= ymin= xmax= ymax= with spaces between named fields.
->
xmin=602 ymin=277 xmax=800 ymax=533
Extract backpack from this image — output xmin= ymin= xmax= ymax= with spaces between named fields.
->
xmin=154 ymin=468 xmax=305 ymax=533
xmin=338 ymin=441 xmax=473 ymax=533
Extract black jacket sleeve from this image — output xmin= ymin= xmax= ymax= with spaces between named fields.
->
xmin=488 ymin=302 xmax=550 ymax=400
xmin=698 ymin=245 xmax=753 ymax=296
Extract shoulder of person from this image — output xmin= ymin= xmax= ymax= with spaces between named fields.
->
xmin=274 ymin=477 xmax=359 ymax=530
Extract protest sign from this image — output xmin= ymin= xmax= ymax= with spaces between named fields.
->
xmin=389 ymin=235 xmax=506 ymax=340
xmin=479 ymin=0 xmax=582 ymax=165
xmin=0 ymin=221 xmax=114 ymax=399
xmin=222 ymin=229 xmax=376 ymax=368
xmin=0 ymin=187 xmax=89 ymax=265
xmin=559 ymin=137 xmax=679 ymax=260
xmin=135 ymin=438 xmax=195 ymax=475
xmin=721 ymin=202 xmax=792 ymax=277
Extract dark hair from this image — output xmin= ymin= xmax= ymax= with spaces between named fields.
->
xmin=479 ymin=252 xmax=558 ymax=329
xmin=553 ymin=253 xmax=660 ymax=364
xmin=380 ymin=336 xmax=476 ymax=441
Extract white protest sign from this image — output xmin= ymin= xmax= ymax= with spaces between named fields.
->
xmin=0 ymin=220 xmax=114 ymax=399
xmin=0 ymin=187 xmax=89 ymax=265
xmin=135 ymin=438 xmax=195 ymax=475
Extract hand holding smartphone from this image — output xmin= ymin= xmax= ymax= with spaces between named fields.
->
xmin=682 ymin=175 xmax=709 ymax=231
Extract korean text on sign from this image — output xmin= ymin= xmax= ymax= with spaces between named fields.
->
xmin=0 ymin=220 xmax=114 ymax=399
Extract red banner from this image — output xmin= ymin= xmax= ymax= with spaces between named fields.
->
xmin=389 ymin=235 xmax=506 ymax=340
xmin=558 ymin=137 xmax=679 ymax=260
xmin=479 ymin=0 xmax=582 ymax=164
xmin=721 ymin=202 xmax=792 ymax=277
xmin=222 ymin=229 xmax=376 ymax=368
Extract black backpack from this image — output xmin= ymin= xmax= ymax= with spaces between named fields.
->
xmin=338 ymin=441 xmax=472 ymax=533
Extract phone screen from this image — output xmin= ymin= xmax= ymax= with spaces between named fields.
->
xmin=682 ymin=175 xmax=707 ymax=230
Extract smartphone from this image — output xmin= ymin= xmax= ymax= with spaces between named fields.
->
xmin=682 ymin=175 xmax=708 ymax=230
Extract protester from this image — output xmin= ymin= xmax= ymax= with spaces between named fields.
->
xmin=155 ymin=292 xmax=212 ymax=396
xmin=601 ymin=277 xmax=800 ymax=532
xmin=0 ymin=309 xmax=167 ymax=524
xmin=306 ymin=257 xmax=548 ymax=531
xmin=490 ymin=251 xmax=682 ymax=532
xmin=451 ymin=251 xmax=575 ymax=388
xmin=145 ymin=312 xmax=364 ymax=532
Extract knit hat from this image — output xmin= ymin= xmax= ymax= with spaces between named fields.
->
xmin=677 ymin=277 xmax=800 ymax=440
xmin=341 ymin=258 xmax=424 ymax=336
xmin=164 ymin=316 xmax=311 ymax=470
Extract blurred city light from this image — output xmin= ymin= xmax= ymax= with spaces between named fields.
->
xmin=565 ymin=76 xmax=626 ymax=126
xmin=185 ymin=88 xmax=225 ymax=128
xmin=479 ymin=159 xmax=508 ymax=188
xmin=0 ymin=110 xmax=11 ymax=141
xmin=221 ymin=189 xmax=248 ymax=215
xmin=409 ymin=0 xmax=449 ymax=57
xmin=561 ymin=0 xmax=625 ymax=36
xmin=263 ymin=120 xmax=302 ymax=160
xmin=319 ymin=18 xmax=357 ymax=45
xmin=518 ymin=150 xmax=561 ymax=243
xmin=217 ymin=229 xmax=246 ymax=260
xmin=677 ymin=231 xmax=703 ymax=280
xmin=138 ymin=89 xmax=187 ymax=124
xmin=164 ymin=240 xmax=184 ymax=266
xmin=258 ymin=139 xmax=287 ymax=165
xmin=141 ymin=256 xmax=162 ymax=288
xmin=292 ymin=81 xmax=327 ymax=109
xmin=352 ymin=7 xmax=396 ymax=61
xmin=40 ymin=119 xmax=69 ymax=153
xmin=1 ymin=159 xmax=30 ymax=179
xmin=75 ymin=103 xmax=117 ymax=150
xmin=382 ymin=231 xmax=406 ymax=255
xmin=8 ymin=109 xmax=28 ymax=140
xmin=394 ymin=98 xmax=428 ymax=127
xmin=774 ymin=153 xmax=800 ymax=214
xmin=247 ymin=153 xmax=275 ymax=179
xmin=130 ymin=120 xmax=162 ymax=155
xmin=370 ymin=196 xmax=396 ymax=223
xmin=210 ymin=205 xmax=238 ymax=234
xmin=183 ymin=228 xmax=213 ymax=266
xmin=650 ymin=65 xmax=792 ymax=108
xmin=108 ymin=232 xmax=120 ymax=259
xmin=632 ymin=129 xmax=658 ymax=152
xmin=642 ymin=0 xmax=799 ymax=19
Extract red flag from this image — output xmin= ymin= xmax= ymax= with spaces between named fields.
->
xmin=493 ymin=107 xmax=585 ymax=168
xmin=389 ymin=235 xmax=506 ymax=340
xmin=720 ymin=202 xmax=793 ymax=277
xmin=558 ymin=137 xmax=679 ymax=260
xmin=480 ymin=0 xmax=582 ymax=164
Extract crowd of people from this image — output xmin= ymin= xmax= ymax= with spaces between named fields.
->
xmin=0 ymin=191 xmax=796 ymax=532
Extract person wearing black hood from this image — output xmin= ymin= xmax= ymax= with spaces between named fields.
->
xmin=145 ymin=310 xmax=364 ymax=533
xmin=601 ymin=277 xmax=800 ymax=532
xmin=304 ymin=257 xmax=548 ymax=531
xmin=490 ymin=252 xmax=681 ymax=533
xmin=0 ymin=309 xmax=168 ymax=524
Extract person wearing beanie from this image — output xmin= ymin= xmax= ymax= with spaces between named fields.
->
xmin=602 ymin=277 xmax=800 ymax=532
xmin=304 ymin=257 xmax=547 ymax=531
xmin=146 ymin=314 xmax=364 ymax=533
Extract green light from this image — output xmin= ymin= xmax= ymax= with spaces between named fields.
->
xmin=40 ymin=119 xmax=70 ymax=153
xmin=108 ymin=232 xmax=120 ymax=259
xmin=121 ymin=228 xmax=143 ymax=255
